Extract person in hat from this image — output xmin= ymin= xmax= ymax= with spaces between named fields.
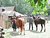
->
xmin=12 ymin=18 xmax=16 ymax=32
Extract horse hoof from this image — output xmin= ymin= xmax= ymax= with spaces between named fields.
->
xmin=19 ymin=32 xmax=22 ymax=35
xmin=40 ymin=31 xmax=42 ymax=32
xmin=36 ymin=30 xmax=37 ymax=31
xmin=44 ymin=29 xmax=46 ymax=32
xmin=44 ymin=30 xmax=46 ymax=32
xmin=24 ymin=33 xmax=25 ymax=35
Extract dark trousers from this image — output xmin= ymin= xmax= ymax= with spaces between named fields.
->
xmin=29 ymin=23 xmax=33 ymax=30
xmin=12 ymin=24 xmax=16 ymax=31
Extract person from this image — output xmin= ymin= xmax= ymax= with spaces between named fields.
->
xmin=28 ymin=15 xmax=33 ymax=30
xmin=12 ymin=18 xmax=16 ymax=31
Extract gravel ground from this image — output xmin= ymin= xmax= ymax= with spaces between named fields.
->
xmin=2 ymin=21 xmax=50 ymax=38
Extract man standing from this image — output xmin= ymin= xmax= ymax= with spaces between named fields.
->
xmin=28 ymin=16 xmax=33 ymax=30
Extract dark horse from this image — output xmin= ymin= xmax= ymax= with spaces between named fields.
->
xmin=33 ymin=16 xmax=46 ymax=32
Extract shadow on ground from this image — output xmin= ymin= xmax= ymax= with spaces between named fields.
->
xmin=26 ymin=30 xmax=44 ymax=33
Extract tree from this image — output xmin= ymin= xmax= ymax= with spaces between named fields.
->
xmin=1 ymin=0 xmax=17 ymax=6
xmin=25 ymin=0 xmax=48 ymax=16
xmin=15 ymin=0 xmax=33 ymax=14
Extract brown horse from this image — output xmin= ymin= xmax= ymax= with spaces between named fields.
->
xmin=33 ymin=16 xmax=46 ymax=32
xmin=15 ymin=16 xmax=25 ymax=35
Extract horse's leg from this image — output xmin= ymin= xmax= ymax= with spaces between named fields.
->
xmin=19 ymin=27 xmax=22 ymax=35
xmin=44 ymin=23 xmax=46 ymax=32
xmin=36 ymin=24 xmax=38 ymax=31
xmin=20 ymin=26 xmax=25 ymax=35
xmin=40 ymin=24 xmax=43 ymax=32
xmin=29 ymin=23 xmax=31 ymax=30
xmin=22 ymin=26 xmax=25 ymax=35
xmin=32 ymin=23 xmax=33 ymax=30
xmin=21 ymin=24 xmax=25 ymax=35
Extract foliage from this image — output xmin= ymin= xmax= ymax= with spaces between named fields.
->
xmin=15 ymin=0 xmax=33 ymax=14
xmin=25 ymin=0 xmax=48 ymax=15
xmin=1 ymin=0 xmax=17 ymax=6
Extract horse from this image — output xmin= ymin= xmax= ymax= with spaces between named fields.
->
xmin=33 ymin=16 xmax=46 ymax=32
xmin=15 ymin=16 xmax=25 ymax=35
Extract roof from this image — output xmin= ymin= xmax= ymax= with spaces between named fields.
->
xmin=2 ymin=11 xmax=24 ymax=16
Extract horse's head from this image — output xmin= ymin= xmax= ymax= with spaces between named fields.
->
xmin=32 ymin=16 xmax=35 ymax=19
